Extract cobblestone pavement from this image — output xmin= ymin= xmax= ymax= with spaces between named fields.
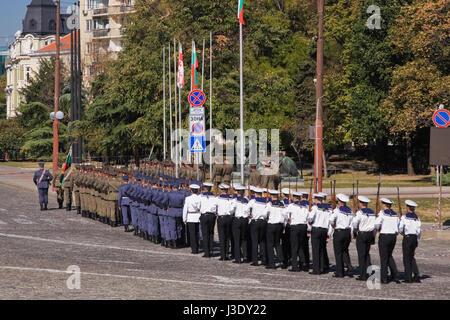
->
xmin=0 ymin=172 xmax=449 ymax=300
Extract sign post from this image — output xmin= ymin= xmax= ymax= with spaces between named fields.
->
xmin=188 ymin=90 xmax=206 ymax=156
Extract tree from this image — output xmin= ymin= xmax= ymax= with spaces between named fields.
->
xmin=0 ymin=119 xmax=25 ymax=160
xmin=0 ymin=74 xmax=6 ymax=119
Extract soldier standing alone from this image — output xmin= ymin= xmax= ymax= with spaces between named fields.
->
xmin=33 ymin=162 xmax=53 ymax=211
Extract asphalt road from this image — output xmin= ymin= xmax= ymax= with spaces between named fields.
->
xmin=0 ymin=179 xmax=449 ymax=300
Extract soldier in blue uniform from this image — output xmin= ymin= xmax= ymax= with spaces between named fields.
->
xmin=118 ymin=175 xmax=134 ymax=232
xmin=33 ymin=162 xmax=54 ymax=211
xmin=149 ymin=179 xmax=161 ymax=243
xmin=167 ymin=181 xmax=186 ymax=249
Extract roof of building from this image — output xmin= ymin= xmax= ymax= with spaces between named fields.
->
xmin=38 ymin=32 xmax=76 ymax=52
xmin=22 ymin=0 xmax=70 ymax=36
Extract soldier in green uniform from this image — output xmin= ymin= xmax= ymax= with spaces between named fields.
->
xmin=212 ymin=158 xmax=223 ymax=193
xmin=222 ymin=158 xmax=233 ymax=185
xmin=52 ymin=164 xmax=64 ymax=209
xmin=106 ymin=170 xmax=121 ymax=227
xmin=249 ymin=163 xmax=261 ymax=187
xmin=72 ymin=165 xmax=81 ymax=215
xmin=62 ymin=165 xmax=74 ymax=211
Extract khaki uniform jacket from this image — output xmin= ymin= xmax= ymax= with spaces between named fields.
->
xmin=222 ymin=164 xmax=233 ymax=183
xmin=53 ymin=169 xmax=63 ymax=188
xmin=212 ymin=164 xmax=223 ymax=183
xmin=249 ymin=170 xmax=261 ymax=187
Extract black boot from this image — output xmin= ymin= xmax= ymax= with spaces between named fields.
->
xmin=40 ymin=203 xmax=44 ymax=211
xmin=58 ymin=201 xmax=63 ymax=209
xmin=134 ymin=228 xmax=138 ymax=236
xmin=44 ymin=203 xmax=48 ymax=210
xmin=77 ymin=207 xmax=81 ymax=215
xmin=124 ymin=225 xmax=129 ymax=232
xmin=66 ymin=204 xmax=72 ymax=211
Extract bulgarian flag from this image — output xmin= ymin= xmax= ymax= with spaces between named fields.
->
xmin=62 ymin=145 xmax=72 ymax=173
xmin=238 ymin=0 xmax=245 ymax=25
xmin=61 ymin=145 xmax=72 ymax=189
xmin=191 ymin=40 xmax=198 ymax=90
xmin=177 ymin=42 xmax=184 ymax=89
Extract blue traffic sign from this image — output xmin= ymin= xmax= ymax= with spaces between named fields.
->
xmin=190 ymin=136 xmax=206 ymax=153
xmin=188 ymin=90 xmax=206 ymax=107
xmin=433 ymin=109 xmax=450 ymax=128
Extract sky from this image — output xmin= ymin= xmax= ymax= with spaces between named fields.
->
xmin=0 ymin=0 xmax=75 ymax=47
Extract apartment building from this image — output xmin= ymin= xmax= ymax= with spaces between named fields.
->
xmin=79 ymin=0 xmax=135 ymax=86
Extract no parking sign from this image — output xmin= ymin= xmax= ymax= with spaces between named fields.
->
xmin=432 ymin=109 xmax=450 ymax=128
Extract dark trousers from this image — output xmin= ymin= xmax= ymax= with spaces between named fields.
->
xmin=266 ymin=223 xmax=284 ymax=267
xmin=121 ymin=205 xmax=131 ymax=225
xmin=200 ymin=214 xmax=216 ymax=257
xmin=217 ymin=215 xmax=232 ymax=259
xmin=333 ymin=229 xmax=351 ymax=276
xmin=250 ymin=219 xmax=267 ymax=264
xmin=232 ymin=217 xmax=249 ymax=262
xmin=38 ymin=188 xmax=49 ymax=204
xmin=281 ymin=225 xmax=291 ymax=265
xmin=290 ymin=224 xmax=309 ymax=270
xmin=378 ymin=234 xmax=399 ymax=282
xmin=311 ymin=227 xmax=328 ymax=274
xmin=187 ymin=222 xmax=200 ymax=254
xmin=402 ymin=235 xmax=419 ymax=281
xmin=356 ymin=231 xmax=374 ymax=278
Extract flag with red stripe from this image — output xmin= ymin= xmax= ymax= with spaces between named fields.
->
xmin=177 ymin=42 xmax=184 ymax=89
xmin=237 ymin=0 xmax=245 ymax=25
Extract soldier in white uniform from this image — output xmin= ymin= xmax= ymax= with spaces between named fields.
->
xmin=375 ymin=198 xmax=401 ymax=284
xmin=399 ymin=200 xmax=421 ymax=283
xmin=286 ymin=191 xmax=309 ymax=272
xmin=307 ymin=193 xmax=331 ymax=275
xmin=231 ymin=185 xmax=251 ymax=264
xmin=352 ymin=195 xmax=376 ymax=281
xmin=216 ymin=184 xmax=235 ymax=261
xmin=199 ymin=182 xmax=217 ymax=258
xmin=183 ymin=184 xmax=202 ymax=254
xmin=248 ymin=188 xmax=269 ymax=266
xmin=265 ymin=189 xmax=288 ymax=269
xmin=329 ymin=194 xmax=353 ymax=278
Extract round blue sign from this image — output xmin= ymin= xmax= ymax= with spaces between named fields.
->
xmin=188 ymin=90 xmax=206 ymax=107
xmin=433 ymin=109 xmax=450 ymax=128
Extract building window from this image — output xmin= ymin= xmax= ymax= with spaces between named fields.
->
xmin=86 ymin=20 xmax=92 ymax=31
xmin=88 ymin=0 xmax=100 ymax=9
xmin=29 ymin=19 xmax=37 ymax=30
xmin=49 ymin=20 xmax=56 ymax=31
xmin=26 ymin=67 xmax=30 ymax=82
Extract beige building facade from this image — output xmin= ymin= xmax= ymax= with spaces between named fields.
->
xmin=79 ymin=0 xmax=135 ymax=86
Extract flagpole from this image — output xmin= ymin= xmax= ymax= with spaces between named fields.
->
xmin=197 ymin=38 xmax=205 ymax=180
xmin=168 ymin=43 xmax=173 ymax=161
xmin=209 ymin=31 xmax=213 ymax=181
xmin=239 ymin=23 xmax=244 ymax=185
xmin=163 ymin=47 xmax=166 ymax=160
xmin=174 ymin=38 xmax=178 ymax=178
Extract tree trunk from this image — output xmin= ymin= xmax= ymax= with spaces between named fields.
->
xmin=406 ymin=136 xmax=415 ymax=176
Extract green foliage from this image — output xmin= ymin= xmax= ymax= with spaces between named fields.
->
xmin=21 ymin=120 xmax=68 ymax=159
xmin=0 ymin=74 xmax=6 ymax=119
xmin=0 ymin=118 xmax=25 ymax=153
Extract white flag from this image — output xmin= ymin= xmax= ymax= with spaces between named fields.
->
xmin=177 ymin=42 xmax=184 ymax=88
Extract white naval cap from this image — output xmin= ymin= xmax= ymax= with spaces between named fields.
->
xmin=268 ymin=189 xmax=280 ymax=195
xmin=336 ymin=193 xmax=349 ymax=203
xmin=202 ymin=182 xmax=214 ymax=187
xmin=358 ymin=195 xmax=370 ymax=203
xmin=313 ymin=193 xmax=325 ymax=198
xmin=292 ymin=191 xmax=302 ymax=197
xmin=405 ymin=200 xmax=418 ymax=207
xmin=301 ymin=191 xmax=309 ymax=197
xmin=281 ymin=188 xmax=291 ymax=195
xmin=319 ymin=192 xmax=328 ymax=198
xmin=219 ymin=184 xmax=230 ymax=189
xmin=234 ymin=185 xmax=246 ymax=191
xmin=249 ymin=185 xmax=256 ymax=191
xmin=254 ymin=187 xmax=264 ymax=193
xmin=189 ymin=184 xmax=200 ymax=190
xmin=380 ymin=197 xmax=394 ymax=204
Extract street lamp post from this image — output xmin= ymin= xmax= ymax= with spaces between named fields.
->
xmin=52 ymin=0 xmax=61 ymax=174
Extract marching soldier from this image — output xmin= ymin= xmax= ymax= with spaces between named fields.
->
xmin=72 ymin=166 xmax=82 ymax=214
xmin=231 ymin=185 xmax=250 ymax=264
xmin=265 ymin=189 xmax=288 ymax=269
xmin=375 ymin=198 xmax=401 ymax=284
xmin=286 ymin=191 xmax=309 ymax=272
xmin=307 ymin=193 xmax=331 ymax=275
xmin=248 ymin=188 xmax=269 ymax=266
xmin=199 ymin=182 xmax=217 ymax=258
xmin=33 ymin=162 xmax=53 ymax=211
xmin=62 ymin=165 xmax=74 ymax=211
xmin=216 ymin=184 xmax=234 ymax=261
xmin=329 ymin=193 xmax=353 ymax=278
xmin=400 ymin=200 xmax=421 ymax=283
xmin=52 ymin=164 xmax=64 ymax=209
xmin=118 ymin=175 xmax=133 ymax=232
xmin=352 ymin=195 xmax=376 ymax=281
xmin=183 ymin=184 xmax=202 ymax=254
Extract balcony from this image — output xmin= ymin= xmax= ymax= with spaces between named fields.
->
xmin=92 ymin=5 xmax=136 ymax=17
xmin=93 ymin=29 xmax=110 ymax=38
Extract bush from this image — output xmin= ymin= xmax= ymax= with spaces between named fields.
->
xmin=432 ymin=171 xmax=450 ymax=186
